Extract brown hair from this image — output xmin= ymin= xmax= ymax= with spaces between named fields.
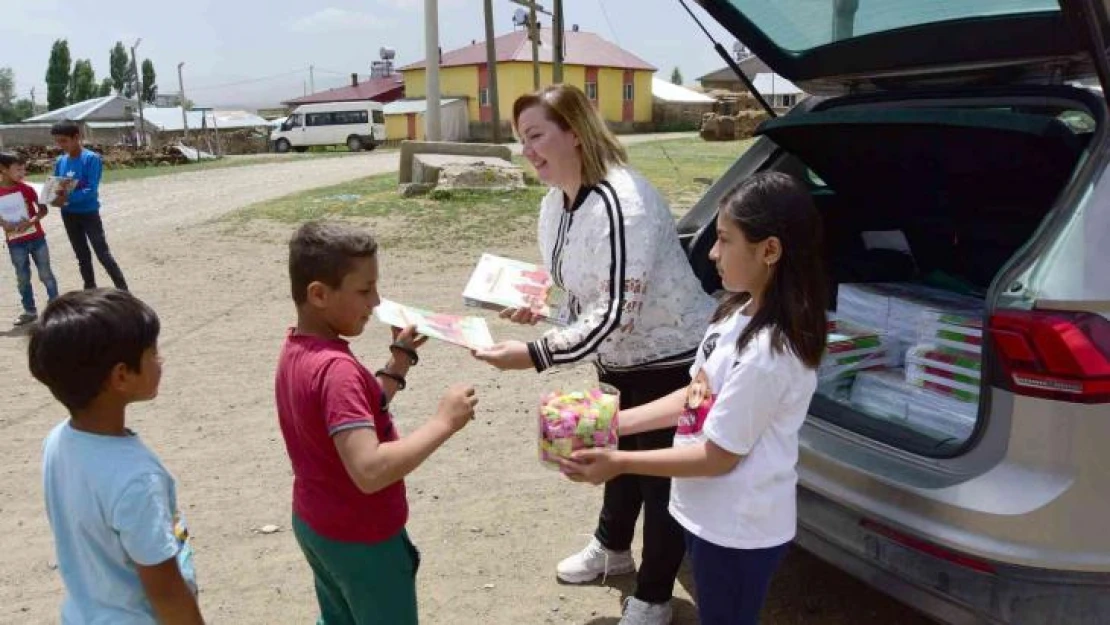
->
xmin=713 ymin=172 xmax=829 ymax=368
xmin=512 ymin=84 xmax=627 ymax=187
xmin=288 ymin=221 xmax=378 ymax=305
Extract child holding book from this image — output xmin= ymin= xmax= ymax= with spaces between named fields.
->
xmin=562 ymin=173 xmax=830 ymax=625
xmin=51 ymin=120 xmax=129 ymax=290
xmin=0 ymin=151 xmax=59 ymax=326
xmin=276 ymin=220 xmax=478 ymax=624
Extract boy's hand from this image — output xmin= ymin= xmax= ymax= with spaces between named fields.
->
xmin=499 ymin=307 xmax=541 ymax=325
xmin=559 ymin=448 xmax=622 ymax=485
xmin=435 ymin=384 xmax=478 ymax=433
xmin=50 ymin=190 xmax=66 ymax=207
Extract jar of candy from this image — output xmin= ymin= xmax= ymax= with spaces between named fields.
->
xmin=537 ymin=385 xmax=620 ymax=468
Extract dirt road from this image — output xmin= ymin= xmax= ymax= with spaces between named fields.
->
xmin=0 ymin=139 xmax=932 ymax=625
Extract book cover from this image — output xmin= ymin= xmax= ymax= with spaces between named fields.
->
xmin=374 ymin=298 xmax=494 ymax=350
xmin=40 ymin=176 xmax=75 ymax=204
xmin=462 ymin=253 xmax=570 ymax=325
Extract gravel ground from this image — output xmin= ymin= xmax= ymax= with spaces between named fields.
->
xmin=0 ymin=135 xmax=933 ymax=624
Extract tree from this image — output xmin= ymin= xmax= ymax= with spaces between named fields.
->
xmin=670 ymin=67 xmax=683 ymax=85
xmin=141 ymin=59 xmax=157 ymax=103
xmin=12 ymin=99 xmax=33 ymax=121
xmin=68 ymin=59 xmax=97 ymax=103
xmin=123 ymin=59 xmax=137 ymax=98
xmin=98 ymin=77 xmax=114 ymax=97
xmin=109 ymin=42 xmax=129 ymax=94
xmin=0 ymin=67 xmax=14 ymax=107
xmin=45 ymin=39 xmax=72 ymax=110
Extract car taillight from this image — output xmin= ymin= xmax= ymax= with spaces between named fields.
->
xmin=988 ymin=310 xmax=1110 ymax=403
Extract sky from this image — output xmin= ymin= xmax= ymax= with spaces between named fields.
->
xmin=2 ymin=0 xmax=739 ymax=110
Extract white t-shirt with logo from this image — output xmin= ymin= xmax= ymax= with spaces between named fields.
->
xmin=668 ymin=309 xmax=817 ymax=550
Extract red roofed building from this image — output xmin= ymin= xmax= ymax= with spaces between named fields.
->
xmin=283 ymin=73 xmax=405 ymax=107
xmin=399 ymin=25 xmax=656 ymax=137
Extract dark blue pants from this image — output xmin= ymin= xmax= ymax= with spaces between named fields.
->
xmin=685 ymin=532 xmax=787 ymax=625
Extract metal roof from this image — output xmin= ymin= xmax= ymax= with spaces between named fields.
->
xmin=141 ymin=107 xmax=271 ymax=132
xmin=382 ymin=98 xmax=463 ymax=115
xmin=400 ymin=28 xmax=655 ymax=72
xmin=25 ymin=95 xmax=137 ymax=122
xmin=284 ymin=75 xmax=405 ymax=106
xmin=751 ymin=73 xmax=802 ymax=96
xmin=651 ymin=78 xmax=715 ymax=103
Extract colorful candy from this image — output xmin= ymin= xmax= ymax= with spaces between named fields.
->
xmin=538 ymin=388 xmax=620 ymax=466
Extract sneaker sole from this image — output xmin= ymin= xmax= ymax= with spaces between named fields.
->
xmin=556 ymin=562 xmax=637 ymax=584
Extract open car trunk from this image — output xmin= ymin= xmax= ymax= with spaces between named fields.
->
xmin=739 ymin=90 xmax=1098 ymax=455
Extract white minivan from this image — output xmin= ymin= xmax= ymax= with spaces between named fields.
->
xmin=270 ymin=101 xmax=385 ymax=153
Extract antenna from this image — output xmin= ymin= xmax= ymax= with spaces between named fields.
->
xmin=733 ymin=40 xmax=750 ymax=60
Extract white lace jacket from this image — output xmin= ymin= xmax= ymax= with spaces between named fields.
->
xmin=527 ymin=166 xmax=717 ymax=373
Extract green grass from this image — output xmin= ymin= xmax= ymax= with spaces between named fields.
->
xmin=228 ymin=137 xmax=749 ymax=249
xmin=29 ymin=150 xmax=377 ymax=185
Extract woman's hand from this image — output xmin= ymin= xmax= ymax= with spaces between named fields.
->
xmin=559 ymin=449 xmax=623 ymax=485
xmin=499 ymin=307 xmax=541 ymax=326
xmin=471 ymin=340 xmax=534 ymax=370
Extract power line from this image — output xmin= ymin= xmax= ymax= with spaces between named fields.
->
xmin=598 ymin=0 xmax=622 ymax=47
xmin=187 ymin=68 xmax=309 ymax=92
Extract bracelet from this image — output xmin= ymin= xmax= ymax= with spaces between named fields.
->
xmin=375 ymin=369 xmax=406 ymax=390
xmin=389 ymin=342 xmax=420 ymax=366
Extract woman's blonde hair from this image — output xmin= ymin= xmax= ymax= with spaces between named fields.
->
xmin=512 ymin=84 xmax=628 ymax=188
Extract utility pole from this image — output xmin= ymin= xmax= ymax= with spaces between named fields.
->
xmin=424 ymin=0 xmax=441 ymax=141
xmin=309 ymin=65 xmax=315 ymax=94
xmin=30 ymin=88 xmax=36 ymax=112
xmin=552 ymin=0 xmax=564 ymax=83
xmin=177 ymin=62 xmax=189 ymax=141
xmin=483 ymin=0 xmax=502 ymax=142
xmin=529 ymin=1 xmax=540 ymax=89
xmin=131 ymin=38 xmax=146 ymax=147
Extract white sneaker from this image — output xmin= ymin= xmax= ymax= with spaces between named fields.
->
xmin=555 ymin=537 xmax=635 ymax=583
xmin=619 ymin=597 xmax=673 ymax=625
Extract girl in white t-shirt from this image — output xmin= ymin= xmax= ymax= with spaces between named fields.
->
xmin=563 ymin=172 xmax=829 ymax=625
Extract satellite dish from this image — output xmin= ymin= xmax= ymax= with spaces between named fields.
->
xmin=733 ymin=41 xmax=750 ymax=60
xmin=512 ymin=8 xmax=529 ymax=26
xmin=379 ymin=47 xmax=396 ymax=61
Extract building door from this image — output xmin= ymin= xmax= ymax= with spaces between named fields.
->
xmin=622 ymin=69 xmax=634 ymax=122
xmin=585 ymin=67 xmax=599 ymax=110
xmin=478 ymin=65 xmax=492 ymax=123
xmin=406 ymin=113 xmax=417 ymax=140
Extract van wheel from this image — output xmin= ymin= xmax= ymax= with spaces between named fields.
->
xmin=274 ymin=139 xmax=291 ymax=153
xmin=347 ymin=136 xmax=363 ymax=152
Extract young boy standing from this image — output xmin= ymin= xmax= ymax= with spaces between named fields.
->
xmin=32 ymin=289 xmax=203 ymax=624
xmin=51 ymin=120 xmax=128 ymax=290
xmin=277 ymin=221 xmax=478 ymax=625
xmin=0 ymin=152 xmax=59 ymax=325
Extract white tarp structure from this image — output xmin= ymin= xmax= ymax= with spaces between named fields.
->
xmin=141 ymin=107 xmax=271 ymax=132
xmin=383 ymin=98 xmax=469 ymax=142
xmin=651 ymin=78 xmax=715 ymax=103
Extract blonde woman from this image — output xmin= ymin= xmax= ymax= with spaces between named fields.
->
xmin=474 ymin=84 xmax=714 ymax=625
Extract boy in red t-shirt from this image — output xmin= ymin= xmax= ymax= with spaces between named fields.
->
xmin=276 ymin=220 xmax=478 ymax=625
xmin=0 ymin=152 xmax=59 ymax=326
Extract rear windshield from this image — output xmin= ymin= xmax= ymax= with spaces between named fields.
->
xmin=725 ymin=0 xmax=1059 ymax=52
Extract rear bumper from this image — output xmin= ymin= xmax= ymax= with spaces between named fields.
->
xmin=797 ymin=487 xmax=1110 ymax=625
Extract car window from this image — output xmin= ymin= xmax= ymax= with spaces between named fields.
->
xmin=723 ymin=0 xmax=1058 ymax=52
xmin=306 ymin=112 xmax=333 ymax=127
xmin=372 ymin=110 xmax=385 ymax=124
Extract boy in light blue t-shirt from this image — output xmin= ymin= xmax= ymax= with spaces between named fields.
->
xmin=31 ymin=289 xmax=203 ymax=624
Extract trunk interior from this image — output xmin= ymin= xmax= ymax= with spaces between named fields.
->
xmin=690 ymin=87 xmax=1101 ymax=457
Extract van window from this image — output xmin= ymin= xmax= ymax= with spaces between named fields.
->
xmin=372 ymin=110 xmax=385 ymax=124
xmin=306 ymin=113 xmax=333 ymax=127
xmin=333 ymin=110 xmax=369 ymax=125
